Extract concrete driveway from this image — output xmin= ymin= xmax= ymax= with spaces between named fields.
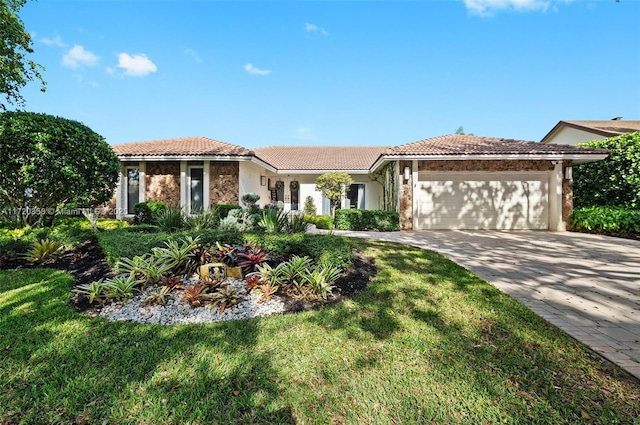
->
xmin=330 ymin=229 xmax=640 ymax=380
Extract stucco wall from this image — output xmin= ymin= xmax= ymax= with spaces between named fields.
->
xmin=546 ymin=127 xmax=607 ymax=146
xmin=210 ymin=162 xmax=239 ymax=205
xmin=146 ymin=161 xmax=181 ymax=207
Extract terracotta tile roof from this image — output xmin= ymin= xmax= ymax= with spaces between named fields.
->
xmin=388 ymin=134 xmax=608 ymax=156
xmin=254 ymin=146 xmax=390 ymax=171
xmin=112 ymin=136 xmax=252 ymax=157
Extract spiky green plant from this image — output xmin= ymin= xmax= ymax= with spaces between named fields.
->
xmin=279 ymin=255 xmax=312 ymax=288
xmin=143 ymin=286 xmax=173 ymax=306
xmin=302 ymin=265 xmax=342 ymax=299
xmin=24 ymin=239 xmax=64 ymax=263
xmin=205 ymin=285 xmax=244 ymax=313
xmin=152 ymin=237 xmax=199 ymax=276
xmin=103 ymin=275 xmax=140 ymax=301
xmin=74 ymin=279 xmax=106 ymax=305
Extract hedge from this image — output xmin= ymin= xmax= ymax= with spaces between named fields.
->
xmin=570 ymin=206 xmax=640 ymax=234
xmin=305 ymin=214 xmax=333 ymax=230
xmin=97 ymin=228 xmax=353 ymax=270
xmin=213 ymin=204 xmax=242 ymax=222
xmin=133 ymin=201 xmax=168 ymax=225
xmin=335 ymin=209 xmax=400 ymax=231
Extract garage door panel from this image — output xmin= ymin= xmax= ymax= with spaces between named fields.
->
xmin=416 ymin=172 xmax=548 ymax=230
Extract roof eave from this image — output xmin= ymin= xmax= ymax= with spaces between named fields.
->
xmin=271 ymin=169 xmax=372 ymax=175
xmin=118 ymin=154 xmax=253 ymax=161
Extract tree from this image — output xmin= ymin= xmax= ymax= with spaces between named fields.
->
xmin=1 ymin=0 xmax=46 ymax=110
xmin=0 ymin=111 xmax=120 ymax=227
xmin=574 ymin=132 xmax=640 ymax=209
xmin=315 ymin=172 xmax=353 ymax=218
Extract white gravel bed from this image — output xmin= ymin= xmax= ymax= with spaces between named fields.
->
xmin=99 ymin=278 xmax=285 ymax=325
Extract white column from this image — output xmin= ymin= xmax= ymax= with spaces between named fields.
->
xmin=203 ymin=160 xmax=210 ymax=210
xmin=115 ymin=164 xmax=125 ymax=220
xmin=138 ymin=161 xmax=146 ymax=203
xmin=549 ymin=161 xmax=563 ymax=231
xmin=180 ymin=161 xmax=187 ymax=212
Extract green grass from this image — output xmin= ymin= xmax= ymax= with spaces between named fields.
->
xmin=1 ymin=240 xmax=639 ymax=424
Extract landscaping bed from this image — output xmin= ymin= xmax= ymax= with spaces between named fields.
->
xmin=0 ymin=235 xmax=376 ymax=321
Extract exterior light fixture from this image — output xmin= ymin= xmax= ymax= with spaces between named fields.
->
xmin=260 ymin=176 xmax=267 ymax=186
xmin=565 ymin=167 xmax=573 ymax=181
xmin=404 ymin=166 xmax=411 ymax=182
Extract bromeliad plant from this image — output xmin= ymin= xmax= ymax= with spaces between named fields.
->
xmin=143 ymin=286 xmax=173 ymax=306
xmin=103 ymin=275 xmax=140 ymax=301
xmin=303 ymin=265 xmax=342 ymax=299
xmin=181 ymin=282 xmax=209 ymax=307
xmin=237 ymin=245 xmax=270 ymax=275
xmin=24 ymin=239 xmax=64 ymax=263
xmin=74 ymin=279 xmax=106 ymax=305
xmin=152 ymin=236 xmax=199 ymax=276
xmin=205 ymin=284 xmax=244 ymax=313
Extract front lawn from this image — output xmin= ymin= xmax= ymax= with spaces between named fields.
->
xmin=1 ymin=239 xmax=638 ymax=424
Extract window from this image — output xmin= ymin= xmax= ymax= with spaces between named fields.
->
xmin=290 ymin=181 xmax=299 ymax=211
xmin=347 ymin=184 xmax=365 ymax=209
xmin=126 ymin=168 xmax=140 ymax=214
xmin=190 ymin=167 xmax=204 ymax=212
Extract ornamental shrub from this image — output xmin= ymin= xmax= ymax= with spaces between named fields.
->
xmin=574 ymin=132 xmax=640 ymax=209
xmin=335 ymin=209 xmax=400 ymax=231
xmin=213 ymin=204 xmax=242 ymax=222
xmin=0 ymin=111 xmax=120 ymax=227
xmin=570 ymin=206 xmax=640 ymax=234
xmin=133 ymin=201 xmax=168 ymax=225
xmin=305 ymin=214 xmax=333 ymax=230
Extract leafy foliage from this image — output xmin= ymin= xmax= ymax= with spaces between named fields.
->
xmin=103 ymin=275 xmax=140 ymax=300
xmin=151 ymin=237 xmax=199 ymax=276
xmin=0 ymin=0 xmax=46 ymax=109
xmin=0 ymin=112 xmax=120 ymax=227
xmin=156 ymin=207 xmax=186 ymax=233
xmin=213 ymin=204 xmax=242 ymax=222
xmin=315 ymin=172 xmax=354 ymax=217
xmin=335 ymin=209 xmax=400 ymax=231
xmin=302 ymin=265 xmax=342 ymax=299
xmin=574 ymin=132 xmax=640 ymax=209
xmin=143 ymin=286 xmax=173 ymax=306
xmin=185 ymin=208 xmax=218 ymax=231
xmin=73 ymin=279 xmax=106 ymax=305
xmin=133 ymin=201 xmax=168 ymax=225
xmin=181 ymin=282 xmax=209 ymax=307
xmin=305 ymin=214 xmax=333 ymax=230
xmin=303 ymin=196 xmax=317 ymax=216
xmin=570 ymin=206 xmax=640 ymax=234
xmin=236 ymin=245 xmax=270 ymax=274
xmin=205 ymin=284 xmax=244 ymax=313
xmin=23 ymin=239 xmax=64 ymax=263
xmin=258 ymin=209 xmax=289 ymax=233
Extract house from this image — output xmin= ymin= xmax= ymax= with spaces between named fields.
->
xmin=111 ymin=134 xmax=608 ymax=231
xmin=541 ymin=119 xmax=640 ymax=145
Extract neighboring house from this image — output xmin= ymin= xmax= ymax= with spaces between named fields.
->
xmin=111 ymin=134 xmax=608 ymax=231
xmin=541 ymin=119 xmax=640 ymax=145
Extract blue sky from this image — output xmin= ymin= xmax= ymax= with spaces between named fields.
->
xmin=17 ymin=0 xmax=640 ymax=148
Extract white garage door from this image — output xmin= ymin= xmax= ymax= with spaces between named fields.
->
xmin=415 ymin=172 xmax=549 ymax=230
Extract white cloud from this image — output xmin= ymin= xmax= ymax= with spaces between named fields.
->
xmin=41 ymin=35 xmax=68 ymax=47
xmin=293 ymin=126 xmax=317 ymax=141
xmin=62 ymin=45 xmax=99 ymax=68
xmin=244 ymin=63 xmax=271 ymax=75
xmin=463 ymin=0 xmax=550 ymax=16
xmin=116 ymin=53 xmax=157 ymax=77
xmin=184 ymin=48 xmax=202 ymax=63
xmin=305 ymin=23 xmax=328 ymax=36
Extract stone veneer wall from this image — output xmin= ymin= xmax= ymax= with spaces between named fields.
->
xmin=417 ymin=159 xmax=555 ymax=172
xmin=210 ymin=162 xmax=239 ymax=205
xmin=562 ymin=161 xmax=573 ymax=226
xmin=146 ymin=161 xmax=181 ymax=207
xmin=398 ymin=160 xmax=413 ymax=230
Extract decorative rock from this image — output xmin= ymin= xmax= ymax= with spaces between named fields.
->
xmin=99 ymin=278 xmax=285 ymax=325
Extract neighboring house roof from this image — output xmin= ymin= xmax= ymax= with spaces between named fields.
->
xmin=540 ymin=120 xmax=640 ymax=143
xmin=253 ymin=146 xmax=390 ymax=172
xmin=112 ymin=136 xmax=252 ymax=158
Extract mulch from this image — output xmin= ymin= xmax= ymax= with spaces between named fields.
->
xmin=0 ymin=238 xmax=377 ymax=316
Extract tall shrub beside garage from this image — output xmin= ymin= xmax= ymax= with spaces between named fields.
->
xmin=573 ymin=132 xmax=640 ymax=209
xmin=0 ymin=111 xmax=120 ymax=227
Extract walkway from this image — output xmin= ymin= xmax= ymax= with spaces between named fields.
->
xmin=330 ymin=229 xmax=640 ymax=380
